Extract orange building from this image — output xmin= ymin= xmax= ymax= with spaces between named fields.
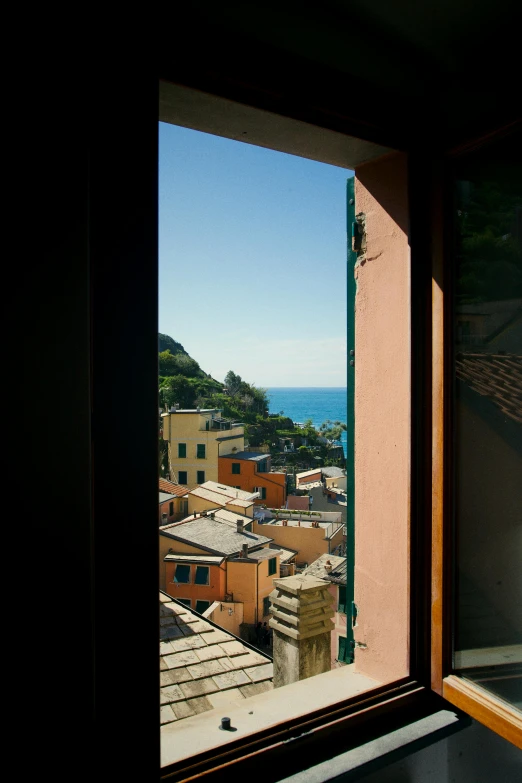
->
xmin=159 ymin=509 xmax=284 ymax=625
xmin=158 ymin=478 xmax=189 ymax=524
xmin=219 ymin=451 xmax=287 ymax=509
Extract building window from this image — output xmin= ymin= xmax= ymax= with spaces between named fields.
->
xmin=258 ymin=487 xmax=266 ymax=500
xmin=178 ymin=471 xmax=187 ymax=485
xmin=177 ymin=598 xmax=191 ymax=608
xmin=197 ymin=470 xmax=205 ymax=484
xmin=338 ymin=585 xmax=347 ymax=614
xmin=232 ymin=463 xmax=241 ymax=474
xmin=169 ymin=501 xmax=174 ymax=516
xmin=173 ymin=564 xmax=190 ymax=583
xmin=268 ymin=557 xmax=277 ymax=576
xmin=178 ymin=443 xmax=186 ymax=458
xmin=195 ymin=600 xmax=210 ymax=614
xmin=196 ymin=444 xmax=206 ymax=459
xmin=263 ymin=596 xmax=271 ymax=616
xmin=194 ymin=566 xmax=209 ymax=585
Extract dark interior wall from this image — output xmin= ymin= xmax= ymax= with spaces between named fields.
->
xmin=23 ymin=65 xmax=160 ymax=777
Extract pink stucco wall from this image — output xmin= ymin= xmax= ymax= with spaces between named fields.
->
xmin=353 ymin=153 xmax=410 ymax=683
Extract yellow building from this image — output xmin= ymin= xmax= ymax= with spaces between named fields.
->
xmin=252 ymin=513 xmax=344 ymax=568
xmin=161 ymin=407 xmax=244 ymax=488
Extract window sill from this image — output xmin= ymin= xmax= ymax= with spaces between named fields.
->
xmin=161 ymin=669 xmax=470 ymax=781
xmin=161 ymin=665 xmax=380 ymax=768
xmin=277 ymin=708 xmax=470 ymax=783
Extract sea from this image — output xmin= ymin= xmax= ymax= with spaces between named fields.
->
xmin=266 ymin=387 xmax=348 ymax=458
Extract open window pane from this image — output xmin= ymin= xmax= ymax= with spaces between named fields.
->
xmin=194 ymin=566 xmax=209 ymax=585
xmin=173 ymin=565 xmax=190 ymax=583
xmin=452 ymin=142 xmax=522 ymax=712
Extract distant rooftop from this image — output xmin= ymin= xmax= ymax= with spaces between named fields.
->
xmin=193 ymin=481 xmax=258 ymax=503
xmin=302 ymin=553 xmax=347 ymax=585
xmin=159 ymin=478 xmax=189 ymax=497
xmin=160 ymin=515 xmax=273 ymax=556
xmin=220 ymin=451 xmax=270 ymax=462
xmin=159 ymin=492 xmax=176 ymax=504
xmin=321 ymin=467 xmax=346 ymax=478
xmin=160 ymin=593 xmax=273 ymax=726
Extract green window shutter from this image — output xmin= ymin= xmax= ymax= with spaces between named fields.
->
xmin=232 ymin=463 xmax=240 ymax=474
xmin=197 ymin=444 xmax=206 ymax=459
xmin=178 ymin=443 xmax=186 ymax=458
xmin=169 ymin=502 xmax=174 ymax=516
xmin=263 ymin=596 xmax=271 ymax=616
xmin=338 ymin=585 xmax=346 ymax=613
xmin=178 ymin=471 xmax=187 ymax=485
xmin=268 ymin=557 xmax=276 ymax=576
xmin=338 ymin=635 xmax=347 ymax=662
xmin=261 ymin=487 xmax=267 ymax=500
xmin=197 ymin=471 xmax=205 ymax=484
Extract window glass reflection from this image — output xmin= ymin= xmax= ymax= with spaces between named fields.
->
xmin=453 ymin=142 xmax=522 ymax=710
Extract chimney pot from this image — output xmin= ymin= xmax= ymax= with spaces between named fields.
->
xmin=237 ymin=519 xmax=244 ymax=534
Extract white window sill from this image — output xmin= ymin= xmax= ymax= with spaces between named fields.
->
xmin=161 ymin=664 xmax=380 ymax=767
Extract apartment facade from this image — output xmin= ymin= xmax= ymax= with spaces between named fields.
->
xmin=219 ymin=451 xmax=287 ymax=508
xmin=161 ymin=408 xmax=244 ymax=488
xmin=159 ymin=510 xmax=283 ymax=625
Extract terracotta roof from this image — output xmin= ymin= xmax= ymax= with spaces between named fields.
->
xmin=456 ymin=353 xmax=522 ymax=425
xmin=159 ymin=478 xmax=189 ymax=497
xmin=160 ymin=593 xmax=273 ymax=726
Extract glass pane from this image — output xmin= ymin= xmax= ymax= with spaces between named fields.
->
xmin=194 ymin=566 xmax=209 ymax=585
xmin=453 ymin=138 xmax=522 ymax=711
xmin=174 ymin=564 xmax=190 ymax=583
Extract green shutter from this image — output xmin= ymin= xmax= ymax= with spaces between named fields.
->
xmin=197 ymin=444 xmax=205 ymax=459
xmin=344 ymin=176 xmax=356 ymax=664
xmin=197 ymin=471 xmax=205 ymax=484
xmin=338 ymin=635 xmax=347 ymax=662
xmin=268 ymin=557 xmax=276 ymax=576
xmin=178 ymin=443 xmax=186 ymax=458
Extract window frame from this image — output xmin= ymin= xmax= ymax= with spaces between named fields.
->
xmin=430 ymin=133 xmax=522 ymax=749
xmin=268 ymin=557 xmax=276 ymax=576
xmin=196 ymin=470 xmax=205 ymax=484
xmin=231 ymin=462 xmax=241 ymax=474
xmin=178 ymin=442 xmax=186 ymax=458
xmin=156 ymin=85 xmax=463 ymax=780
xmin=178 ymin=471 xmax=188 ymax=485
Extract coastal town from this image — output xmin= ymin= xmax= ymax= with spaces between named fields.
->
xmin=159 ymin=402 xmax=352 ymax=732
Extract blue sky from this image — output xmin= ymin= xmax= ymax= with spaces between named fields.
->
xmin=159 ymin=122 xmax=353 ymax=387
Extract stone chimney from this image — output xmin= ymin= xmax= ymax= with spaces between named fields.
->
xmin=241 ymin=543 xmax=249 ymax=558
xmin=269 ymin=575 xmax=334 ymax=688
xmin=236 ymin=519 xmax=244 ymax=534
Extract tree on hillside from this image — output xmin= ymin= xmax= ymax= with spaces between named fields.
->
xmin=319 ymin=419 xmax=347 ymax=443
xmin=159 ymin=350 xmax=202 ymax=378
